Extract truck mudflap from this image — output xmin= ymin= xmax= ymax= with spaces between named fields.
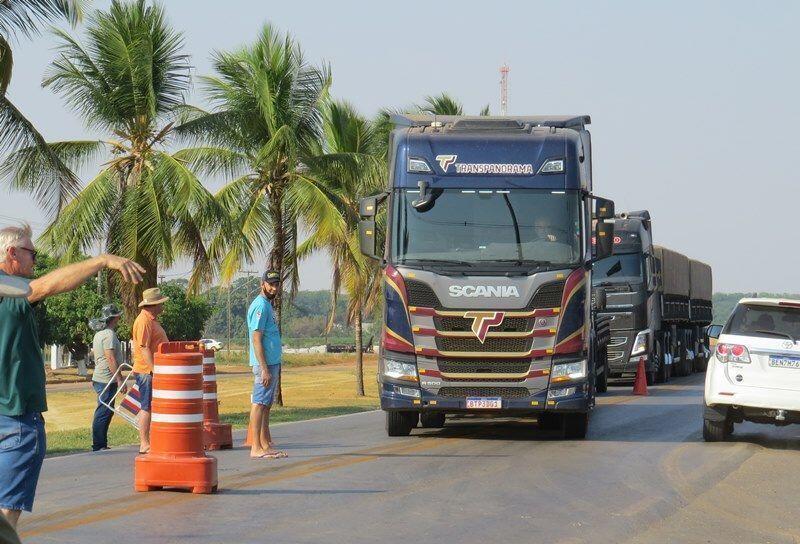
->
xmin=380 ymin=382 xmax=591 ymax=414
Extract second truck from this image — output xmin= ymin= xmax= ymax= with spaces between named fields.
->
xmin=592 ymin=210 xmax=713 ymax=384
xmin=359 ymin=114 xmax=616 ymax=439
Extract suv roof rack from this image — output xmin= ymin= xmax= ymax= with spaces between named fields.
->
xmin=391 ymin=114 xmax=591 ymax=130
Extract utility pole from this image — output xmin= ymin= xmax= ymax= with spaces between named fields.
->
xmin=500 ymin=63 xmax=509 ymax=116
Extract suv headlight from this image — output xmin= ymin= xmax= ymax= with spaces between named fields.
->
xmin=551 ymin=360 xmax=587 ymax=382
xmin=383 ymin=359 xmax=418 ymax=382
xmin=631 ymin=329 xmax=650 ymax=356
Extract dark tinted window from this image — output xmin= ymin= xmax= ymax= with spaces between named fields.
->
xmin=723 ymin=303 xmax=800 ymax=341
xmin=592 ymin=253 xmax=643 ymax=280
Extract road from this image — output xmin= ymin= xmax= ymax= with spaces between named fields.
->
xmin=19 ymin=373 xmax=800 ymax=544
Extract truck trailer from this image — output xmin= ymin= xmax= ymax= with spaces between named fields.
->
xmin=358 ymin=114 xmax=616 ymax=439
xmin=592 ymin=211 xmax=713 ymax=383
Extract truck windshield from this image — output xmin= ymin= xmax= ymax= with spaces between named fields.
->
xmin=593 ymin=253 xmax=643 ymax=280
xmin=391 ymin=188 xmax=582 ymax=265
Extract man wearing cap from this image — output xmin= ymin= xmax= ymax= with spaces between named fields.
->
xmin=131 ymin=288 xmax=170 ymax=454
xmin=247 ymin=270 xmax=286 ymax=459
xmin=90 ymin=304 xmax=125 ymax=452
xmin=0 ymin=223 xmax=144 ymax=529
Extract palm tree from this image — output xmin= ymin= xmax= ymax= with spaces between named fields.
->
xmin=417 ymin=93 xmax=463 ymax=116
xmin=0 ymin=0 xmax=217 ymax=316
xmin=0 ymin=0 xmax=86 ymax=215
xmin=175 ymin=23 xmax=340 ymax=332
xmin=299 ymin=101 xmax=384 ymax=395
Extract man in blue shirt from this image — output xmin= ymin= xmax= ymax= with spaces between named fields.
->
xmin=246 ymin=270 xmax=286 ymax=459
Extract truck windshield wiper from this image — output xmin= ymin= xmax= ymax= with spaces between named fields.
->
xmin=754 ymin=330 xmax=797 ymax=343
xmin=485 ymin=259 xmax=555 ymax=268
xmin=401 ymin=258 xmax=472 ymax=267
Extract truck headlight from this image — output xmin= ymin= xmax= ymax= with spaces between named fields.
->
xmin=551 ymin=360 xmax=587 ymax=382
xmin=631 ymin=329 xmax=650 ymax=356
xmin=383 ymin=359 xmax=418 ymax=382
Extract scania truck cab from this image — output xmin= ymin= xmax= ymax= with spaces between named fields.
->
xmin=359 ymin=115 xmax=615 ymax=439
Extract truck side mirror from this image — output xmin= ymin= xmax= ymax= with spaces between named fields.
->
xmin=594 ymin=220 xmax=614 ymax=260
xmin=595 ymin=197 xmax=615 ymax=220
xmin=359 ymin=219 xmax=377 ymax=259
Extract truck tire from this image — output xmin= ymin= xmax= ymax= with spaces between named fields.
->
xmin=420 ymin=412 xmax=446 ymax=429
xmin=655 ymin=342 xmax=668 ymax=383
xmin=702 ymin=417 xmax=729 ymax=442
xmin=563 ymin=413 xmax=589 ymax=440
xmin=386 ymin=411 xmax=418 ymax=437
xmin=596 ymin=362 xmax=608 ymax=394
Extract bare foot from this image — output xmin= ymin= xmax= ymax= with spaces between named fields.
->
xmin=250 ymin=448 xmax=268 ymax=459
xmin=262 ymin=449 xmax=287 ymax=459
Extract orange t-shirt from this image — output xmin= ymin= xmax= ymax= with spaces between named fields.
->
xmin=131 ymin=310 xmax=169 ymax=374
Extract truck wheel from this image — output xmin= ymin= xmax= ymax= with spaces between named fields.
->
xmin=386 ymin=411 xmax=418 ymax=437
xmin=420 ymin=412 xmax=446 ymax=429
xmin=596 ymin=363 xmax=608 ymax=394
xmin=702 ymin=417 xmax=729 ymax=442
xmin=563 ymin=413 xmax=589 ymax=439
xmin=655 ymin=344 xmax=668 ymax=384
xmin=646 ymin=370 xmax=656 ymax=386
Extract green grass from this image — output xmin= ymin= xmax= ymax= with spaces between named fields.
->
xmin=214 ymin=351 xmax=376 ymax=368
xmin=45 ymin=405 xmax=375 ymax=457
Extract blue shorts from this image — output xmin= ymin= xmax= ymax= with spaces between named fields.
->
xmin=252 ymin=365 xmax=280 ymax=406
xmin=135 ymin=373 xmax=153 ymax=412
xmin=0 ymin=413 xmax=46 ymax=512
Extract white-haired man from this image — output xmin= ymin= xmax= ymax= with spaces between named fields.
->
xmin=0 ymin=223 xmax=144 ymax=529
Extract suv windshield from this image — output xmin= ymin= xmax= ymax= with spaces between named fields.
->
xmin=723 ymin=303 xmax=800 ymax=341
xmin=391 ymin=188 xmax=582 ymax=265
xmin=593 ymin=253 xmax=643 ymax=281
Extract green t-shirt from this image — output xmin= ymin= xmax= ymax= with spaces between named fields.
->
xmin=92 ymin=328 xmax=122 ymax=384
xmin=0 ymin=289 xmax=47 ymax=416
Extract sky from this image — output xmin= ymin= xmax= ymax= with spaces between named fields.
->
xmin=3 ymin=0 xmax=799 ymax=292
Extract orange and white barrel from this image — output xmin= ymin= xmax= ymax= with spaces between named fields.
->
xmin=201 ymin=348 xmax=232 ymax=450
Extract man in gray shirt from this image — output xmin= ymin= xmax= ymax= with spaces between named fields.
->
xmin=90 ymin=304 xmax=125 ymax=451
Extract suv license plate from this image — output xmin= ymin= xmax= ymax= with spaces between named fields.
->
xmin=466 ymin=397 xmax=502 ymax=409
xmin=769 ymin=356 xmax=800 ymax=369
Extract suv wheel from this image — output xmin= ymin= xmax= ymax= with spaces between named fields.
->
xmin=420 ymin=412 xmax=446 ymax=429
xmin=386 ymin=411 xmax=418 ymax=436
xmin=702 ymin=417 xmax=729 ymax=442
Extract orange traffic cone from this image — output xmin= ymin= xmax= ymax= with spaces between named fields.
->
xmin=134 ymin=343 xmax=218 ymax=494
xmin=201 ymin=348 xmax=233 ymax=450
xmin=632 ymin=356 xmax=648 ymax=396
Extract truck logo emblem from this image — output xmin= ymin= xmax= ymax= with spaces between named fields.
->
xmin=436 ymin=154 xmax=457 ymax=171
xmin=449 ymin=285 xmax=520 ymax=298
xmin=783 ymin=341 xmax=795 ymax=350
xmin=464 ymin=311 xmax=505 ymax=343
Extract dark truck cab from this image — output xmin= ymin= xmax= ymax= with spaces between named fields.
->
xmin=359 ymin=115 xmax=615 ymax=438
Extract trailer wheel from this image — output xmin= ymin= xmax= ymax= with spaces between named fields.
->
xmin=386 ymin=411 xmax=418 ymax=437
xmin=563 ymin=413 xmax=589 ymax=440
xmin=702 ymin=417 xmax=729 ymax=442
xmin=420 ymin=412 xmax=446 ymax=429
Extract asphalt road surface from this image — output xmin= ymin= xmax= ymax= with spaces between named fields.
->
xmin=19 ymin=373 xmax=800 ymax=544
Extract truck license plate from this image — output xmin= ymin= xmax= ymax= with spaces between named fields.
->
xmin=769 ymin=356 xmax=800 ymax=369
xmin=466 ymin=397 xmax=502 ymax=409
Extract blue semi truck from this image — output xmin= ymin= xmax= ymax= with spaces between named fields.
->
xmin=358 ymin=115 xmax=615 ymax=439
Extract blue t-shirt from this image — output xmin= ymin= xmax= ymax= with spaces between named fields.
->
xmin=247 ymin=295 xmax=282 ymax=366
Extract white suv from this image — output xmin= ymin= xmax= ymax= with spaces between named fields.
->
xmin=704 ymin=298 xmax=800 ymax=441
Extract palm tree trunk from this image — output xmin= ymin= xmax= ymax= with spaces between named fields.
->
xmin=118 ymin=255 xmax=157 ymax=319
xmin=268 ymin=193 xmax=285 ymax=406
xmin=355 ymin=308 xmax=364 ymax=396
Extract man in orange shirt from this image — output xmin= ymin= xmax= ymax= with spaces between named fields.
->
xmin=131 ymin=288 xmax=169 ymax=454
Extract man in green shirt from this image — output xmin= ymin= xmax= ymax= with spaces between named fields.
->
xmin=0 ymin=224 xmax=144 ymax=529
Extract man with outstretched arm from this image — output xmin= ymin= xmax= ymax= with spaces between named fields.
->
xmin=0 ymin=223 xmax=144 ymax=529
xmin=247 ymin=270 xmax=287 ymax=459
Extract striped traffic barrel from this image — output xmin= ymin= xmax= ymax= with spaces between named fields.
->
xmin=134 ymin=342 xmax=217 ymax=494
xmin=201 ymin=347 xmax=232 ymax=450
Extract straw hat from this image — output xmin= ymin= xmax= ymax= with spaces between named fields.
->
xmin=138 ymin=287 xmax=170 ymax=308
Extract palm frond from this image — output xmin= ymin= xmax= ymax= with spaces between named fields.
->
xmin=0 ymin=34 xmax=11 ymax=97
xmin=418 ymin=93 xmax=464 ymax=116
xmin=0 ymin=0 xmax=84 ymax=40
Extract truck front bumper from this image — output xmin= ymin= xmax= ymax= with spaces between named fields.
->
xmin=379 ymin=382 xmax=591 ymax=414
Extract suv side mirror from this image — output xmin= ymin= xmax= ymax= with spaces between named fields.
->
xmin=707 ymin=324 xmax=722 ymax=340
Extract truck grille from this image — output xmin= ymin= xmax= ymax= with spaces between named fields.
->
xmin=405 ymin=279 xmax=564 ymax=311
xmin=608 ymin=350 xmax=624 ymax=362
xmin=405 ymin=280 xmax=441 ymax=308
xmin=438 ymin=387 xmax=530 ymax=398
xmin=437 ymin=358 xmax=532 ymax=374
xmin=527 ymin=280 xmax=564 ymax=310
xmin=434 ymin=315 xmax=532 ymax=333
xmin=608 ymin=336 xmax=628 ymax=348
xmin=436 ymin=337 xmax=532 ymax=353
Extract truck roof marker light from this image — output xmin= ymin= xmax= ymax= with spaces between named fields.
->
xmin=461 ymin=190 xmax=476 ymax=194
xmin=479 ymin=190 xmax=493 ymax=194
xmin=551 ymin=190 xmax=566 ymax=194
xmin=497 ymin=190 xmax=510 ymax=194
xmin=408 ymin=158 xmax=432 ymax=173
xmin=556 ymin=273 xmax=565 ymax=279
